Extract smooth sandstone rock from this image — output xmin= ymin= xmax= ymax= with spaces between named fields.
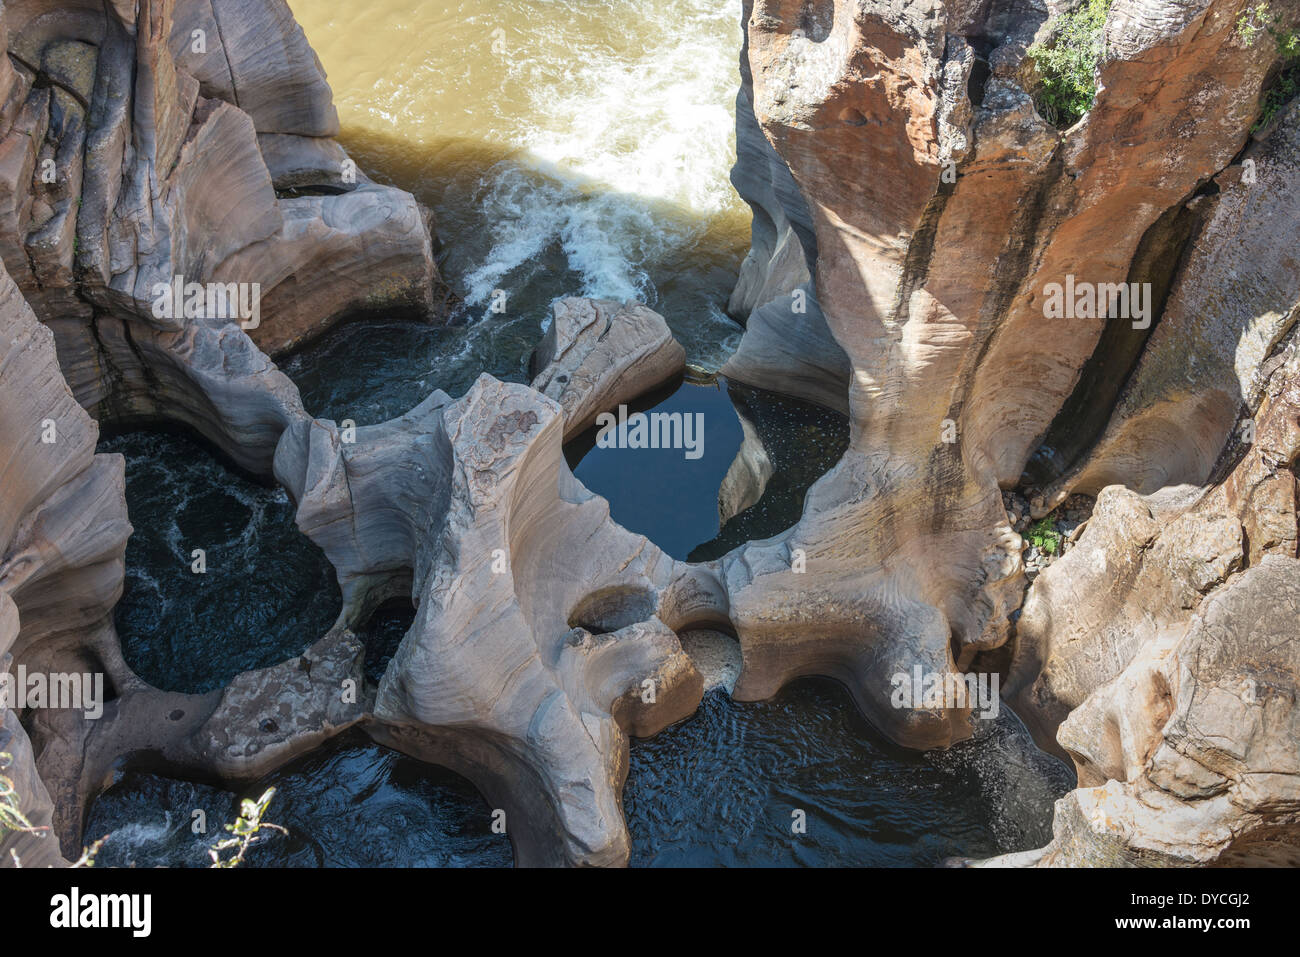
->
xmin=986 ymin=556 xmax=1300 ymax=866
xmin=274 ymin=374 xmax=712 ymax=868
xmin=720 ymin=1 xmax=1300 ymax=869
xmin=1036 ymin=98 xmax=1300 ymax=509
xmin=529 ymin=297 xmax=686 ymax=441
xmin=281 ymin=375 xmax=706 ymax=866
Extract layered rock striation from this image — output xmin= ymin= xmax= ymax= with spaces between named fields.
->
xmin=724 ymin=0 xmax=1300 ymax=860
xmin=4 ymin=0 xmax=1300 ymax=870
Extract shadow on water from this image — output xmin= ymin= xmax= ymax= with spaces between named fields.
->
xmin=357 ymin=599 xmax=416 ymax=686
xmin=626 ymin=680 xmax=1075 ymax=867
xmin=84 ymin=729 xmax=512 ymax=868
xmin=561 ymin=373 xmax=852 ymax=563
xmin=690 ymin=381 xmax=851 ymax=561
xmin=100 ymin=429 xmax=340 ymax=695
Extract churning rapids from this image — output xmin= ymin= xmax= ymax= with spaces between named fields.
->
xmin=86 ymin=0 xmax=1075 ymax=866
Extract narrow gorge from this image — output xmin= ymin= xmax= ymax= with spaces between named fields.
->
xmin=1 ymin=0 xmax=1297 ymax=877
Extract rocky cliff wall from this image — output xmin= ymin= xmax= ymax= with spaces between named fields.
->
xmin=724 ymin=0 xmax=1300 ymax=864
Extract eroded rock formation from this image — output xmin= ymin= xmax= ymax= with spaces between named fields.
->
xmin=0 ymin=264 xmax=127 ymax=867
xmin=987 ymin=554 xmax=1300 ymax=866
xmin=1 ymin=0 xmax=441 ymax=472
xmin=0 ymin=0 xmax=442 ymax=866
xmin=723 ymin=0 xmax=1300 ymax=860
xmin=529 ymin=297 xmax=686 ymax=441
xmin=276 ymin=374 xmax=707 ymax=866
xmin=3 ymin=0 xmax=1299 ymax=871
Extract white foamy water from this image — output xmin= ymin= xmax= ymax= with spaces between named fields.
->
xmin=290 ymin=0 xmax=749 ymax=341
xmin=460 ymin=0 xmax=745 ymax=306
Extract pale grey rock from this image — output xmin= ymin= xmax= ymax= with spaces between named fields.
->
xmin=169 ymin=0 xmax=340 ymax=137
xmin=529 ymin=297 xmax=685 ymax=441
xmin=986 ymin=556 xmax=1300 ymax=866
xmin=286 ymin=375 xmax=706 ymax=866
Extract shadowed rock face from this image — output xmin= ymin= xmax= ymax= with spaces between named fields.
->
xmin=721 ymin=0 xmax=849 ymax=412
xmin=0 ymin=0 xmax=441 ymax=468
xmin=1035 ymin=99 xmax=1300 ymax=508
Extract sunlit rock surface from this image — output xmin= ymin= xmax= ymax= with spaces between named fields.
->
xmin=529 ymin=297 xmax=686 ymax=441
xmin=721 ymin=0 xmax=1300 ymax=854
xmin=3 ymin=0 xmax=1300 ymax=870
xmin=280 ymin=374 xmax=706 ymax=865
xmin=986 ymin=555 xmax=1300 ymax=866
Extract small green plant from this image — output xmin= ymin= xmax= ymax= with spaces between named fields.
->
xmin=1238 ymin=4 xmax=1300 ymax=132
xmin=208 ymin=787 xmax=286 ymax=868
xmin=1027 ymin=0 xmax=1113 ymax=128
xmin=2 ymin=750 xmax=52 ymax=867
xmin=1026 ymin=517 xmax=1063 ymax=556
xmin=0 ymin=752 xmax=45 ymax=838
xmin=4 ymin=757 xmax=282 ymax=868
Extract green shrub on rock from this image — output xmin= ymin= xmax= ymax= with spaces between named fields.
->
xmin=1028 ymin=0 xmax=1113 ymax=129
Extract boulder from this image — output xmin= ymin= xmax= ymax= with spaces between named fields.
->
xmin=529 ymin=298 xmax=686 ymax=441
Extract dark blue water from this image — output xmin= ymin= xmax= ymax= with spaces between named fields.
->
xmin=358 ymin=601 xmax=415 ymax=685
xmin=626 ymin=681 xmax=1072 ymax=866
xmin=102 ymin=430 xmax=341 ymax=694
xmin=278 ymin=318 xmax=535 ymax=425
xmin=84 ymin=731 xmax=512 ymax=868
xmin=567 ymin=378 xmax=743 ymax=559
